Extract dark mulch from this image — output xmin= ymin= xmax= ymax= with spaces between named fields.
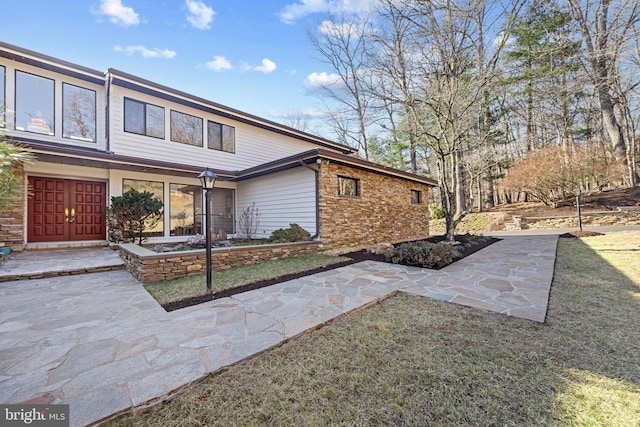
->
xmin=161 ymin=234 xmax=499 ymax=312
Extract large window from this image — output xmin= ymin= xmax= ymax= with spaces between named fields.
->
xmin=207 ymin=120 xmax=235 ymax=153
xmin=209 ymin=188 xmax=235 ymax=234
xmin=338 ymin=176 xmax=360 ymax=197
xmin=63 ymin=83 xmax=96 ymax=142
xmin=0 ymin=66 xmax=5 ymax=126
xmin=15 ymin=71 xmax=54 ymax=135
xmin=124 ymin=98 xmax=165 ymax=138
xmin=122 ymin=179 xmax=164 ymax=236
xmin=170 ymin=183 xmax=202 ymax=236
xmin=171 ymin=110 xmax=203 ymax=146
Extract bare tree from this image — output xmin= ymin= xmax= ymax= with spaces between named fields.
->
xmin=566 ymin=0 xmax=640 ymax=183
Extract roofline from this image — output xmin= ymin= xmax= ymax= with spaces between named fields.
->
xmin=108 ymin=68 xmax=356 ymax=154
xmin=17 ymin=138 xmax=437 ymax=186
xmin=0 ymin=41 xmax=105 ymax=86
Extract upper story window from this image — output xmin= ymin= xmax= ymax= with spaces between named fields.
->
xmin=338 ymin=176 xmax=360 ymax=197
xmin=411 ymin=189 xmax=423 ymax=204
xmin=124 ymin=97 xmax=165 ymax=138
xmin=171 ymin=110 xmax=203 ymax=146
xmin=15 ymin=71 xmax=54 ymax=135
xmin=207 ymin=121 xmax=235 ymax=153
xmin=63 ymin=83 xmax=96 ymax=142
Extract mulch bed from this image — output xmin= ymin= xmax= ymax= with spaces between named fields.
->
xmin=559 ymin=230 xmax=605 ymax=238
xmin=161 ymin=234 xmax=499 ymax=312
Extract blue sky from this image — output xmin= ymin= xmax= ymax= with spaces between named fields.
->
xmin=0 ymin=0 xmax=370 ymax=135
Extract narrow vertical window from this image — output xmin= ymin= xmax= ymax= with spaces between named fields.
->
xmin=15 ymin=71 xmax=54 ymax=135
xmin=63 ymin=83 xmax=96 ymax=142
xmin=170 ymin=183 xmax=203 ymax=236
xmin=411 ymin=190 xmax=423 ymax=204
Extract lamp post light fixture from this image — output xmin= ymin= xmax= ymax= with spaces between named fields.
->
xmin=574 ymin=187 xmax=583 ymax=232
xmin=198 ymin=168 xmax=217 ymax=292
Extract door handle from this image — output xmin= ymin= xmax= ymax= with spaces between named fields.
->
xmin=65 ymin=208 xmax=69 ymax=222
xmin=70 ymin=208 xmax=76 ymax=223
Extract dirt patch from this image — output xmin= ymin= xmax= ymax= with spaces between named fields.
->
xmin=559 ymin=230 xmax=605 ymax=239
xmin=162 ymin=235 xmax=498 ymax=312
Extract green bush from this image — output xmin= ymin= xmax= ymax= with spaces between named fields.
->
xmin=105 ymin=189 xmax=163 ymax=244
xmin=385 ymin=241 xmax=461 ymax=269
xmin=429 ymin=203 xmax=444 ymax=219
xmin=268 ymin=223 xmax=311 ymax=243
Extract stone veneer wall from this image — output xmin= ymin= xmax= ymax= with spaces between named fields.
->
xmin=318 ymin=160 xmax=432 ymax=252
xmin=0 ymin=164 xmax=26 ymax=252
xmin=118 ymin=241 xmax=323 ymax=284
xmin=507 ymin=207 xmax=640 ymax=230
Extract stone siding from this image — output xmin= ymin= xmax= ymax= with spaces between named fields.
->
xmin=507 ymin=207 xmax=640 ymax=230
xmin=118 ymin=241 xmax=324 ymax=284
xmin=0 ymin=164 xmax=26 ymax=252
xmin=318 ymin=160 xmax=431 ymax=252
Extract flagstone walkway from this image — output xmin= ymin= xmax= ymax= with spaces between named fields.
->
xmin=0 ymin=235 xmax=557 ymax=426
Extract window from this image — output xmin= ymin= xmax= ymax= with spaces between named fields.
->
xmin=63 ymin=83 xmax=96 ymax=142
xmin=122 ymin=179 xmax=164 ymax=236
xmin=207 ymin=120 xmax=235 ymax=153
xmin=338 ymin=176 xmax=360 ymax=196
xmin=0 ymin=66 xmax=5 ymax=126
xmin=209 ymin=188 xmax=235 ymax=234
xmin=124 ymin=98 xmax=165 ymax=138
xmin=170 ymin=183 xmax=202 ymax=236
xmin=411 ymin=189 xmax=423 ymax=204
xmin=171 ymin=110 xmax=203 ymax=146
xmin=15 ymin=71 xmax=54 ymax=135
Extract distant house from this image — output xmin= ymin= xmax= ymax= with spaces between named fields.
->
xmin=0 ymin=42 xmax=436 ymax=252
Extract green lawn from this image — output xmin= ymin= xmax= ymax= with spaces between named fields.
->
xmin=145 ymin=253 xmax=351 ymax=304
xmin=110 ymin=231 xmax=640 ymax=426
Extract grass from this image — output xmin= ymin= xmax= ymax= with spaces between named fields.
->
xmin=429 ymin=212 xmax=500 ymax=233
xmin=145 ymin=253 xmax=351 ymax=304
xmin=109 ymin=231 xmax=640 ymax=426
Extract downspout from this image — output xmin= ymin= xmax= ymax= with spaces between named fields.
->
xmin=299 ymin=158 xmax=320 ymax=239
xmin=105 ymin=72 xmax=111 ymax=152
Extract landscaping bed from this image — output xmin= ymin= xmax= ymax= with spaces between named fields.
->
xmin=161 ymin=234 xmax=498 ymax=312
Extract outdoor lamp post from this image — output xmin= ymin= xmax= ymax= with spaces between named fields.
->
xmin=574 ymin=187 xmax=583 ymax=232
xmin=198 ymin=168 xmax=217 ymax=292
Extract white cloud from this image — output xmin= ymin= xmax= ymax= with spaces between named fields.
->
xmin=254 ymin=58 xmax=277 ymax=73
xmin=186 ymin=0 xmax=215 ymax=30
xmin=318 ymin=20 xmax=358 ymax=36
xmin=304 ymin=71 xmax=341 ymax=90
xmin=279 ymin=0 xmax=376 ymax=24
xmin=96 ymin=0 xmax=139 ymax=26
xmin=114 ymin=45 xmax=176 ymax=59
xmin=205 ymin=55 xmax=232 ymax=71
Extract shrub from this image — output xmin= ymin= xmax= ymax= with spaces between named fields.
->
xmin=385 ymin=241 xmax=461 ymax=269
xmin=429 ymin=203 xmax=444 ymax=219
xmin=268 ymin=223 xmax=311 ymax=243
xmin=236 ymin=202 xmax=261 ymax=241
xmin=105 ymin=189 xmax=163 ymax=244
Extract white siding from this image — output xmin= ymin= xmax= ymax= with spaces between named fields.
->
xmin=236 ymin=167 xmax=317 ymax=239
xmin=0 ymin=59 xmax=107 ymax=151
xmin=108 ymin=86 xmax=323 ymax=170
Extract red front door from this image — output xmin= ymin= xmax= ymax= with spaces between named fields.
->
xmin=28 ymin=177 xmax=107 ymax=242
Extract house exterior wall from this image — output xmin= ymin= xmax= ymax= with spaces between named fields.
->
xmin=318 ymin=160 xmax=431 ymax=252
xmin=1 ymin=58 xmax=107 ymax=151
xmin=108 ymin=85 xmax=334 ymax=170
xmin=236 ymin=166 xmax=317 ymax=239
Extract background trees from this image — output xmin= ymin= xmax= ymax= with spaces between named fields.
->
xmin=303 ymin=0 xmax=640 ymax=238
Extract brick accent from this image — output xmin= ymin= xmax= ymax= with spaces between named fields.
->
xmin=0 ymin=164 xmax=26 ymax=252
xmin=118 ymin=241 xmax=324 ymax=284
xmin=318 ymin=160 xmax=431 ymax=252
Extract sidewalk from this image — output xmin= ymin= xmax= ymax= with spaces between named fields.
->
xmin=0 ymin=235 xmax=558 ymax=426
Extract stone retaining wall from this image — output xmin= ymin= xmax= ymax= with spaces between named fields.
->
xmin=506 ymin=207 xmax=640 ymax=230
xmin=117 ymin=241 xmax=324 ymax=284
